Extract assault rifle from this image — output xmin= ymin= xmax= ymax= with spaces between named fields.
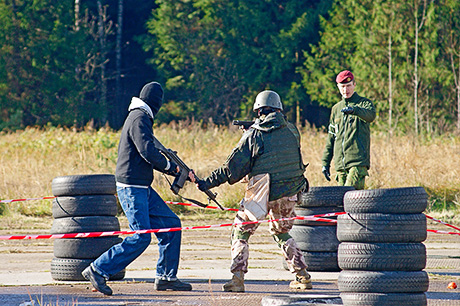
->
xmin=153 ymin=137 xmax=224 ymax=210
xmin=232 ymin=120 xmax=255 ymax=130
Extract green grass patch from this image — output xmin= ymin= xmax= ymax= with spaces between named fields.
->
xmin=426 ymin=187 xmax=460 ymax=212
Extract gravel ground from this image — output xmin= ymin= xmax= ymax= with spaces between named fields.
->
xmin=0 ymin=215 xmax=459 ymax=305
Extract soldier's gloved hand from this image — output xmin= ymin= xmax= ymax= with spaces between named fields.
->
xmin=165 ymin=161 xmax=180 ymax=176
xmin=322 ymin=166 xmax=331 ymax=181
xmin=196 ymin=179 xmax=211 ymax=192
xmin=341 ymin=106 xmax=354 ymax=115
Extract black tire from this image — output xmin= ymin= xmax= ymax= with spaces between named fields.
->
xmin=52 ymin=195 xmax=118 ymax=218
xmin=344 ymin=187 xmax=428 ymax=214
xmin=261 ymin=294 xmax=342 ymax=306
xmin=294 ymin=206 xmax=341 ymax=226
xmin=337 ymin=213 xmax=427 ymax=243
xmin=51 ymin=258 xmax=125 ymax=281
xmin=50 ymin=216 xmax=120 ymax=234
xmin=298 ymin=186 xmax=355 ymax=208
xmin=340 ymin=292 xmax=427 ymax=306
xmin=289 ymin=225 xmax=339 ymax=252
xmin=303 ymin=251 xmax=340 ymax=272
xmin=52 ymin=174 xmax=116 ymax=196
xmin=283 ymin=251 xmax=340 ymax=272
xmin=338 ymin=270 xmax=429 ymax=293
xmin=54 ymin=236 xmax=123 ymax=259
xmin=338 ymin=242 xmax=426 ymax=271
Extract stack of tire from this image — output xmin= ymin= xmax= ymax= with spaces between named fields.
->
xmin=337 ymin=187 xmax=429 ymax=306
xmin=285 ymin=186 xmax=354 ymax=272
xmin=50 ymin=174 xmax=125 ymax=281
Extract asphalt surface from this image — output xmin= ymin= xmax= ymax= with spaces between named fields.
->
xmin=0 ymin=217 xmax=459 ymax=305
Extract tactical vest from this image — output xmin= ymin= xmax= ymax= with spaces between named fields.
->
xmin=250 ymin=122 xmax=306 ymax=200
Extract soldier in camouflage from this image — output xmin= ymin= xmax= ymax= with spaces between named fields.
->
xmin=321 ymin=70 xmax=376 ymax=190
xmin=196 ymin=90 xmax=312 ymax=292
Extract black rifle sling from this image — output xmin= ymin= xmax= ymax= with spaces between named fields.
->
xmin=162 ymin=174 xmax=209 ymax=208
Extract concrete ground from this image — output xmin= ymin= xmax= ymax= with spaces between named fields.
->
xmin=0 ymin=216 xmax=459 ymax=305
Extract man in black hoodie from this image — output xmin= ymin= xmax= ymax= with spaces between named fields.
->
xmin=82 ymin=82 xmax=192 ymax=295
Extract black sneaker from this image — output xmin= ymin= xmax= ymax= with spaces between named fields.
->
xmin=154 ymin=279 xmax=192 ymax=291
xmin=82 ymin=265 xmax=113 ymax=296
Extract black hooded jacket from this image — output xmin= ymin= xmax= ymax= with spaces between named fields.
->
xmin=115 ymin=82 xmax=168 ymax=186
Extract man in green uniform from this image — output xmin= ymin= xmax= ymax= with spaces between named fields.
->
xmin=196 ymin=90 xmax=311 ymax=292
xmin=321 ymin=70 xmax=376 ymax=190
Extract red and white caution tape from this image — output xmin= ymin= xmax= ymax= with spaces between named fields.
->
xmin=0 ymin=196 xmax=56 ymax=204
xmin=427 ymin=229 xmax=460 ymax=236
xmin=297 ymin=211 xmax=343 ymax=223
xmin=0 ymin=196 xmax=234 ymax=211
xmin=0 ymin=212 xmax=342 ymax=240
xmin=164 ymin=201 xmax=238 ymax=211
xmin=3 ymin=194 xmax=460 ymax=237
xmin=0 ymin=196 xmax=335 ymax=218
xmin=425 ymin=214 xmax=460 ymax=232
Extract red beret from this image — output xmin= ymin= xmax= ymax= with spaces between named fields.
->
xmin=336 ymin=70 xmax=354 ymax=83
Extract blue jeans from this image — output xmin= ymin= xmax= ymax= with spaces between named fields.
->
xmin=91 ymin=186 xmax=182 ymax=281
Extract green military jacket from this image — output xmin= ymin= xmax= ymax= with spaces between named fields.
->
xmin=322 ymin=92 xmax=376 ymax=172
xmin=204 ymin=112 xmax=307 ymax=201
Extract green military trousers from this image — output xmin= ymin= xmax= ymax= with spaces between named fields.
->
xmin=336 ymin=166 xmax=368 ymax=190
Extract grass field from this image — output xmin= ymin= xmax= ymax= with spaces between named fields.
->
xmin=0 ymin=123 xmax=459 ymax=222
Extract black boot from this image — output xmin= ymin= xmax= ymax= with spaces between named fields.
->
xmin=82 ymin=265 xmax=113 ymax=295
xmin=154 ymin=278 xmax=192 ymax=291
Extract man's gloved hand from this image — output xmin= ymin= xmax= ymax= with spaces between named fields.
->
xmin=165 ymin=161 xmax=180 ymax=176
xmin=196 ymin=179 xmax=211 ymax=192
xmin=187 ymin=169 xmax=196 ymax=182
xmin=341 ymin=106 xmax=354 ymax=115
xmin=322 ymin=166 xmax=331 ymax=181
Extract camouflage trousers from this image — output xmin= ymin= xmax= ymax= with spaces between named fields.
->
xmin=229 ymin=181 xmax=307 ymax=274
xmin=336 ymin=166 xmax=368 ymax=190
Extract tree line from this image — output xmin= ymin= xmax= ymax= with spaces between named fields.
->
xmin=0 ymin=0 xmax=459 ymax=135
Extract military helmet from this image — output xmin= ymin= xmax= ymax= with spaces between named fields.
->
xmin=253 ymin=90 xmax=283 ymax=111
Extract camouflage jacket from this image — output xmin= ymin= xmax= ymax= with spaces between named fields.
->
xmin=204 ymin=112 xmax=307 ymax=201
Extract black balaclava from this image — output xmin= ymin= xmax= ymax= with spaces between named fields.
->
xmin=258 ymin=107 xmax=277 ymax=117
xmin=139 ymin=82 xmax=164 ymax=116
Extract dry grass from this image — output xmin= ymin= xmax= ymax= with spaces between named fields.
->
xmin=0 ymin=123 xmax=459 ymax=222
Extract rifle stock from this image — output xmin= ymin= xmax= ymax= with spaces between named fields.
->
xmin=153 ymin=137 xmax=224 ymax=210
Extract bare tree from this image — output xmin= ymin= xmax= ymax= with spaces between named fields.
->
xmin=97 ymin=0 xmax=110 ymax=124
xmin=450 ymin=48 xmax=460 ymax=130
xmin=115 ymin=0 xmax=124 ymax=127
xmin=412 ymin=0 xmax=429 ymax=135
xmin=388 ymin=24 xmax=393 ymax=134
xmin=444 ymin=2 xmax=460 ymax=131
xmin=74 ymin=0 xmax=80 ymax=30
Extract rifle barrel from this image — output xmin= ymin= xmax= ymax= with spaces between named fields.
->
xmin=232 ymin=120 xmax=255 ymax=130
